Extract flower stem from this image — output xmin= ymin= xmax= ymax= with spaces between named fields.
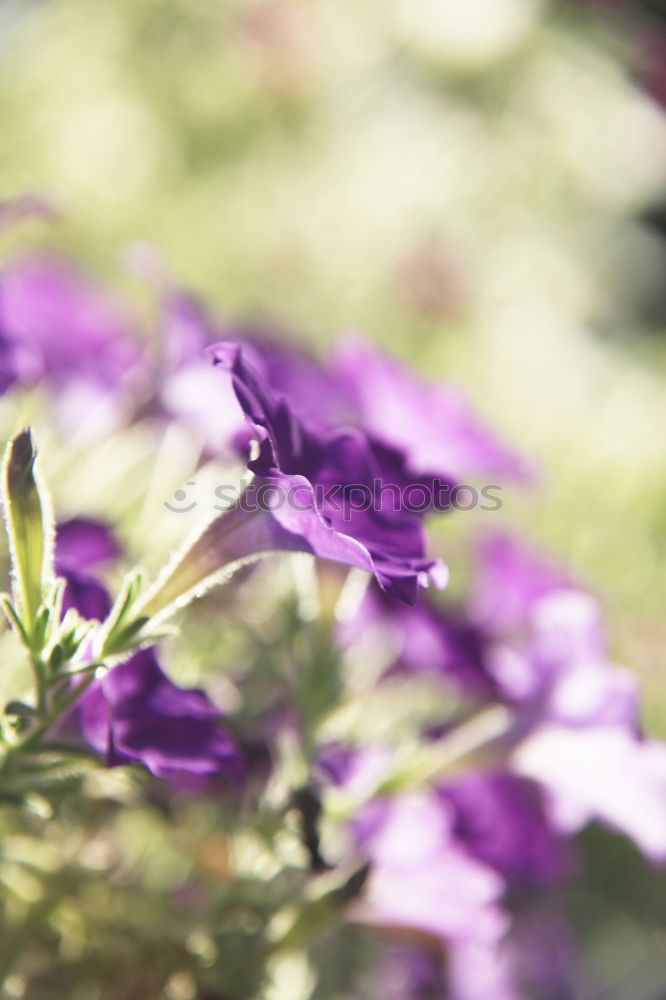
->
xmin=135 ymin=502 xmax=271 ymax=622
xmin=1 ymin=670 xmax=98 ymax=777
xmin=29 ymin=653 xmax=48 ymax=715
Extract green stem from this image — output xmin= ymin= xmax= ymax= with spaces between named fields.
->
xmin=30 ymin=653 xmax=48 ymax=715
xmin=47 ymin=661 xmax=103 ymax=700
xmin=1 ymin=671 xmax=98 ymax=777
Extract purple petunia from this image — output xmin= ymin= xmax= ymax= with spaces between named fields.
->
xmin=440 ymin=770 xmax=573 ymax=887
xmin=339 ymin=584 xmax=498 ymax=698
xmin=349 ymin=791 xmax=517 ymax=1000
xmin=369 ymin=939 xmax=446 ymax=1000
xmin=143 ymin=267 xmax=530 ymax=490
xmin=208 ymin=341 xmax=446 ymax=603
xmin=56 ymin=516 xmax=122 ymax=623
xmin=330 ymin=337 xmax=533 ymax=485
xmin=79 ymin=648 xmax=244 ymax=783
xmin=470 ymin=532 xmax=570 ymax=635
xmin=228 ymin=332 xmax=530 ymax=488
xmin=154 ymin=286 xmax=249 ymax=454
xmin=51 ymin=518 xmax=244 ymax=784
xmin=0 ymin=253 xmax=145 ymax=437
xmin=56 ymin=517 xmax=122 ymax=574
xmin=339 ymin=530 xmax=666 ymax=864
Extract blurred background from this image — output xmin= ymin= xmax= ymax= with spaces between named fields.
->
xmin=1 ymin=0 xmax=666 ymax=995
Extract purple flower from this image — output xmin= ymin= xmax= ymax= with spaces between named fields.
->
xmin=238 ymin=334 xmax=531 ymax=488
xmin=0 ymin=253 xmax=144 ymax=437
xmin=505 ymin=902 xmax=587 ymax=999
xmin=440 ymin=770 xmax=573 ymax=887
xmin=59 ymin=571 xmax=112 ymax=623
xmin=471 ymin=532 xmax=570 ymax=635
xmin=352 ymin=792 xmax=507 ymax=943
xmin=55 ymin=517 xmax=122 ymax=622
xmin=207 ymin=342 xmax=446 ymax=603
xmin=331 ymin=338 xmax=533 ymax=484
xmin=138 ymin=261 xmax=530 ymax=500
xmin=512 ymin=589 xmax=638 ymax=728
xmin=340 ymin=584 xmax=497 ymax=698
xmin=349 ymin=791 xmax=516 ymax=999
xmin=56 ymin=517 xmax=122 ymax=572
xmin=433 ymin=533 xmax=640 ymax=730
xmin=513 ymin=723 xmax=666 ymax=863
xmin=338 ymin=530 xmax=666 ymax=864
xmin=79 ymin=648 xmax=244 ymax=782
xmin=52 ymin=520 xmax=244 ymax=785
xmin=472 ymin=535 xmax=666 ymax=862
xmin=370 ymin=939 xmax=446 ymax=1000
xmin=154 ymin=287 xmax=249 ymax=454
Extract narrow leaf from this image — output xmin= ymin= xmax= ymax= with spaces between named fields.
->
xmin=0 ymin=594 xmax=30 ymax=646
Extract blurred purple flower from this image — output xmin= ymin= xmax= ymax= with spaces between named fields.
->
xmin=331 ymin=338 xmax=533 ymax=484
xmin=514 ymin=723 xmax=666 ymax=863
xmin=505 ymin=588 xmax=638 ymax=727
xmin=135 ymin=259 xmax=530 ymax=508
xmin=59 ymin=571 xmax=112 ymax=623
xmin=505 ymin=901 xmax=587 ymax=999
xmin=0 ymin=253 xmax=145 ymax=437
xmin=350 ymin=791 xmax=517 ymax=1000
xmin=56 ymin=517 xmax=122 ymax=572
xmin=338 ymin=530 xmax=666 ymax=863
xmin=155 ymin=288 xmax=250 ymax=454
xmin=209 ymin=342 xmax=446 ymax=603
xmin=369 ymin=939 xmax=446 ymax=1000
xmin=469 ymin=537 xmax=639 ymax=726
xmin=474 ymin=537 xmax=666 ymax=862
xmin=471 ymin=532 xmax=570 ymax=635
xmin=56 ymin=517 xmax=122 ymax=622
xmin=340 ymin=584 xmax=497 ymax=698
xmin=79 ymin=648 xmax=244 ymax=782
xmin=441 ymin=770 xmax=573 ymax=887
xmin=317 ymin=745 xmax=574 ymax=995
xmin=239 ymin=334 xmax=530 ymax=488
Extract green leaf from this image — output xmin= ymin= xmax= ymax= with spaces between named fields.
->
xmin=101 ymin=615 xmax=150 ymax=656
xmin=1 ymin=429 xmax=54 ymax=638
xmin=0 ymin=594 xmax=30 ymax=646
xmin=31 ymin=605 xmax=51 ymax=652
xmin=96 ymin=569 xmax=144 ymax=656
xmin=4 ymin=701 xmax=39 ymax=719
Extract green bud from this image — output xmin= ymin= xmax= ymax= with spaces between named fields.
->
xmin=101 ymin=615 xmax=150 ymax=657
xmin=47 ymin=644 xmax=65 ymax=672
xmin=2 ymin=429 xmax=54 ymax=638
